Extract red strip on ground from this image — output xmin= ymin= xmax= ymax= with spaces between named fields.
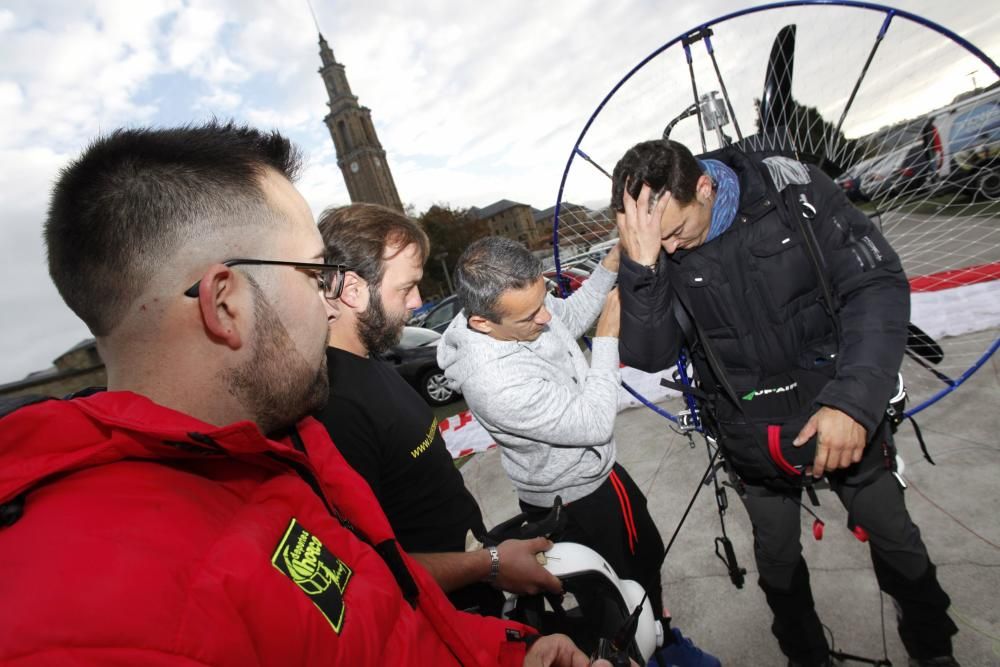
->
xmin=909 ymin=261 xmax=1000 ymax=292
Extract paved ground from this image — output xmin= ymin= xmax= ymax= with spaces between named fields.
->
xmin=883 ymin=209 xmax=1000 ymax=277
xmin=459 ymin=330 xmax=1000 ymax=666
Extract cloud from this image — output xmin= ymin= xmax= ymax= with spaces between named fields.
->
xmin=166 ymin=6 xmax=227 ymax=70
xmin=0 ymin=4 xmax=169 ymax=152
xmin=297 ymin=143 xmax=351 ymax=218
xmin=196 ymin=87 xmax=242 ymax=112
xmin=0 ymin=9 xmax=15 ymax=32
xmin=0 ymin=0 xmax=996 ymax=383
xmin=0 ymin=144 xmax=91 ymax=381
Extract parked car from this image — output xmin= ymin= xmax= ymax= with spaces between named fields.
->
xmin=543 ymin=267 xmax=589 ymax=296
xmin=407 ymin=298 xmax=439 ymax=322
xmin=410 ymin=294 xmax=460 ymax=334
xmin=858 ymin=141 xmax=934 ymax=201
xmin=545 ymin=240 xmax=613 ymax=295
xmin=894 ymin=87 xmax=1000 ymax=200
xmin=835 ymin=154 xmax=881 ymax=202
xmin=940 ymin=95 xmax=1000 ymax=199
xmin=379 ymin=326 xmax=459 ymax=406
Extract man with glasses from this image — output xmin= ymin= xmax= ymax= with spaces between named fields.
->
xmin=0 ymin=122 xmax=598 ymax=666
xmin=315 ymin=203 xmax=561 ymax=618
xmin=182 ymin=257 xmax=351 ymax=299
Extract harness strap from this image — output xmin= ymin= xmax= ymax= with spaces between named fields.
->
xmin=781 ymin=181 xmax=842 ymax=342
xmin=659 ymin=376 xmax=710 ymax=400
xmin=670 ymin=287 xmax=747 ymax=414
xmin=905 ymin=415 xmax=935 ymax=465
xmin=767 ymin=425 xmax=802 ymax=477
xmin=374 ymin=539 xmax=420 ymax=609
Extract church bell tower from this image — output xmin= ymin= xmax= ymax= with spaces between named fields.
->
xmin=318 ymin=33 xmax=403 ymax=211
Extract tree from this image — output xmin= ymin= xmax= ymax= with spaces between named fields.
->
xmin=416 ymin=204 xmax=489 ymax=300
xmin=753 ymin=97 xmax=856 ymax=178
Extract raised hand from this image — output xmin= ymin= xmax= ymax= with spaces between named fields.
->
xmin=615 ymin=183 xmax=670 ymax=266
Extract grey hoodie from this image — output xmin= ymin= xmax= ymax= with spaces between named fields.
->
xmin=437 ymin=264 xmax=619 ymax=506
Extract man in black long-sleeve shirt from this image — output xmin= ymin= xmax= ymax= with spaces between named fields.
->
xmin=314 ymin=203 xmax=560 ymax=615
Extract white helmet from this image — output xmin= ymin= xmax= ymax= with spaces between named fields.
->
xmin=503 ymin=542 xmax=664 ymax=662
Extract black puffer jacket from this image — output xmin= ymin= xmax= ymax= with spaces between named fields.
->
xmin=618 ymin=147 xmax=910 ymax=438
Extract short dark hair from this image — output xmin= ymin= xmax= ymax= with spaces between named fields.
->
xmin=317 ymin=203 xmax=429 ymax=288
xmin=610 ymin=139 xmax=701 ymax=212
xmin=45 ymin=121 xmax=302 ymax=336
xmin=453 ymin=237 xmax=542 ymax=322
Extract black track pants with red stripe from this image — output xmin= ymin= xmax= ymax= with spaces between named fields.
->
xmin=519 ymin=463 xmax=666 ymax=619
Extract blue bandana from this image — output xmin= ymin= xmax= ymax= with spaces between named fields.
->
xmin=697 ymin=159 xmax=740 ymax=243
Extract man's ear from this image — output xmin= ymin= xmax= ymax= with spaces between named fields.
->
xmin=697 ymin=174 xmax=714 ymax=204
xmin=338 ymin=271 xmax=369 ymax=311
xmin=467 ymin=314 xmax=493 ymax=335
xmin=196 ymin=265 xmax=247 ymax=350
xmin=323 ymin=294 xmax=341 ymax=322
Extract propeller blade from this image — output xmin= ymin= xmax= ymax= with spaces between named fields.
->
xmin=906 ymin=322 xmax=945 ymax=364
xmin=759 ymin=24 xmax=796 ymax=132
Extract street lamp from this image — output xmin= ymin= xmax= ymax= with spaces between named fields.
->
xmin=436 ymin=252 xmax=454 ymax=294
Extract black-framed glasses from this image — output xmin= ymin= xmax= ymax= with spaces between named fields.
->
xmin=183 ymin=258 xmax=353 ymax=300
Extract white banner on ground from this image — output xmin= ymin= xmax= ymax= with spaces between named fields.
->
xmin=439 ymin=410 xmax=495 ymax=459
xmin=910 ymin=280 xmax=1000 ymax=339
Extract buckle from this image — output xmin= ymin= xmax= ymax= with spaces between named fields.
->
xmin=676 ymin=409 xmax=698 ymax=434
xmin=885 ymin=372 xmax=906 ymax=427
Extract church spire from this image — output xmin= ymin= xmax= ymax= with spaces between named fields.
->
xmin=316 ymin=29 xmax=403 ymax=211
xmin=317 ymin=33 xmax=352 ymax=99
xmin=318 ymin=32 xmax=336 ymax=68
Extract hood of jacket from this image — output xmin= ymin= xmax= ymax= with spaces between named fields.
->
xmin=0 ymin=390 xmax=310 ymax=507
xmin=436 ymin=309 xmax=542 ymax=390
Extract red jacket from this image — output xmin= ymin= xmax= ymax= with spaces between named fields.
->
xmin=0 ymin=392 xmax=534 ymax=665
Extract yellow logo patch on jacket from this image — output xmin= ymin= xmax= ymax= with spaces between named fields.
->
xmin=272 ymin=518 xmax=353 ymax=633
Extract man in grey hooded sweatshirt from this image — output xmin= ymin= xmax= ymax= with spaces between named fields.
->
xmin=438 ymin=237 xmax=721 ymax=666
xmin=436 ymin=236 xmax=669 ymax=618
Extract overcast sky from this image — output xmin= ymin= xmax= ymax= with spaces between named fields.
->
xmin=1 ymin=0 xmax=997 ymax=384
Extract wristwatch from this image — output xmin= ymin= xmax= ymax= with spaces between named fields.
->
xmin=486 ymin=545 xmax=500 ymax=584
xmin=644 ymin=261 xmax=659 ymax=275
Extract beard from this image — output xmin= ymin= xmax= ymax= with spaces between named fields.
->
xmin=355 ymin=287 xmax=409 ymax=356
xmin=223 ymin=275 xmax=330 ymax=435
